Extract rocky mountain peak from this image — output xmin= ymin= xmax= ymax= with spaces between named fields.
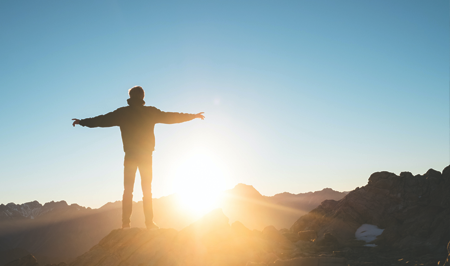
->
xmin=226 ymin=183 xmax=264 ymax=199
xmin=1 ymin=201 xmax=43 ymax=220
xmin=290 ymin=165 xmax=450 ymax=252
xmin=42 ymin=200 xmax=68 ymax=209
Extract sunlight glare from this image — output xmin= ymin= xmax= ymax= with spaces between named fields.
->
xmin=172 ymin=151 xmax=229 ymax=218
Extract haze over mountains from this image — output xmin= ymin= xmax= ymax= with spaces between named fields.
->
xmin=2 ymin=166 xmax=449 ymax=266
xmin=0 ymin=184 xmax=347 ymax=265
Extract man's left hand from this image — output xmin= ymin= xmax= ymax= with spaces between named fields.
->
xmin=195 ymin=112 xmax=205 ymax=120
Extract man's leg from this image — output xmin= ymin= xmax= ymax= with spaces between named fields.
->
xmin=123 ymin=153 xmax=137 ymax=227
xmin=138 ymin=152 xmax=155 ymax=229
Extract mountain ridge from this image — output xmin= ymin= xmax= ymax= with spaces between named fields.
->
xmin=1 ymin=185 xmax=347 ymax=219
xmin=0 ymin=185 xmax=347 ymax=265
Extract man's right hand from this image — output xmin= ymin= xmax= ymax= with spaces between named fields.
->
xmin=72 ymin=118 xmax=80 ymax=127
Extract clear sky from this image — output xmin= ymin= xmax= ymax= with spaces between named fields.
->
xmin=0 ymin=0 xmax=448 ymax=208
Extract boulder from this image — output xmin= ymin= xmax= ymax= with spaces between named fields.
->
xmin=316 ymin=233 xmax=340 ymax=248
xmin=262 ymin=226 xmax=294 ymax=249
xmin=297 ymin=230 xmax=317 ymax=241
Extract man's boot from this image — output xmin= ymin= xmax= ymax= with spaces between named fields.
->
xmin=143 ymin=197 xmax=158 ymax=230
xmin=122 ymin=191 xmax=133 ymax=229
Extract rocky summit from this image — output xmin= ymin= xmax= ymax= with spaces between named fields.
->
xmin=70 ymin=209 xmax=287 ymax=266
xmin=69 ymin=209 xmax=346 ymax=266
xmin=290 ymin=166 xmax=450 ymax=263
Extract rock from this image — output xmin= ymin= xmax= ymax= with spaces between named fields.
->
xmin=443 ymin=241 xmax=450 ymax=266
xmin=175 ymin=208 xmax=231 ymax=243
xmin=232 ymin=221 xmax=253 ymax=237
xmin=280 ymin=231 xmax=298 ymax=242
xmin=317 ymin=233 xmax=340 ymax=248
xmin=261 ymin=252 xmax=279 ymax=264
xmin=276 ymin=257 xmax=346 ymax=266
xmin=70 ymin=228 xmax=178 ymax=266
xmin=278 ymin=229 xmax=298 ymax=243
xmin=0 ymin=248 xmax=32 ymax=266
xmin=262 ymin=226 xmax=294 ymax=249
xmin=332 ymin=251 xmax=344 ymax=257
xmin=4 ymin=255 xmax=39 ymax=266
xmin=263 ymin=226 xmax=284 ymax=242
xmin=295 ymin=240 xmax=313 ymax=248
xmin=246 ymin=262 xmax=267 ymax=266
xmin=297 ymin=230 xmax=317 ymax=241
xmin=69 ymin=209 xmax=300 ymax=266
xmin=247 ymin=257 xmax=347 ymax=266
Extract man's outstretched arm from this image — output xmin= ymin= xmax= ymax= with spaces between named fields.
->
xmin=72 ymin=109 xmax=122 ymax=128
xmin=157 ymin=110 xmax=205 ymax=124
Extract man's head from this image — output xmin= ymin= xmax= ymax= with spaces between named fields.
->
xmin=129 ymin=86 xmax=145 ymax=99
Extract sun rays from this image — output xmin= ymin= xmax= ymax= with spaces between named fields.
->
xmin=171 ymin=151 xmax=230 ymax=217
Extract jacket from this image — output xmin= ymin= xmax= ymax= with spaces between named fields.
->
xmin=79 ymin=100 xmax=196 ymax=153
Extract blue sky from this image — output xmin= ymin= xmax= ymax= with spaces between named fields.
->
xmin=0 ymin=0 xmax=448 ymax=208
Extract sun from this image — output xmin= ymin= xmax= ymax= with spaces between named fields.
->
xmin=172 ymin=151 xmax=229 ymax=217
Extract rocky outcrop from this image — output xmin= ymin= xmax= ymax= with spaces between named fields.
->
xmin=70 ymin=209 xmax=300 ymax=266
xmin=0 ymin=248 xmax=31 ymax=266
xmin=290 ymin=166 xmax=450 ymax=253
xmin=297 ymin=230 xmax=317 ymax=241
xmin=246 ymin=257 xmax=346 ymax=266
xmin=69 ymin=209 xmax=350 ymax=266
xmin=3 ymin=255 xmax=66 ymax=266
xmin=444 ymin=241 xmax=450 ymax=266
xmin=4 ymin=255 xmax=38 ymax=266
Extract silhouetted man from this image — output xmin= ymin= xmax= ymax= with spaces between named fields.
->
xmin=72 ymin=86 xmax=204 ymax=230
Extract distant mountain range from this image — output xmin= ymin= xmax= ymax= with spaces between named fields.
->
xmin=221 ymin=184 xmax=347 ymax=230
xmin=0 ymin=185 xmax=347 ymax=265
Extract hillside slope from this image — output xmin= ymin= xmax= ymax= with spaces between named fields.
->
xmin=290 ymin=166 xmax=450 ymax=252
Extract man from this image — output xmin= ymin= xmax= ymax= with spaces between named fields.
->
xmin=72 ymin=86 xmax=204 ymax=230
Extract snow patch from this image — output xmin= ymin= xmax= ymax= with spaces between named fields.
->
xmin=3 ymin=202 xmax=44 ymax=219
xmin=355 ymin=224 xmax=384 ymax=246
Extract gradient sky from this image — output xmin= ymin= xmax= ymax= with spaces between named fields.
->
xmin=0 ymin=0 xmax=448 ymax=208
